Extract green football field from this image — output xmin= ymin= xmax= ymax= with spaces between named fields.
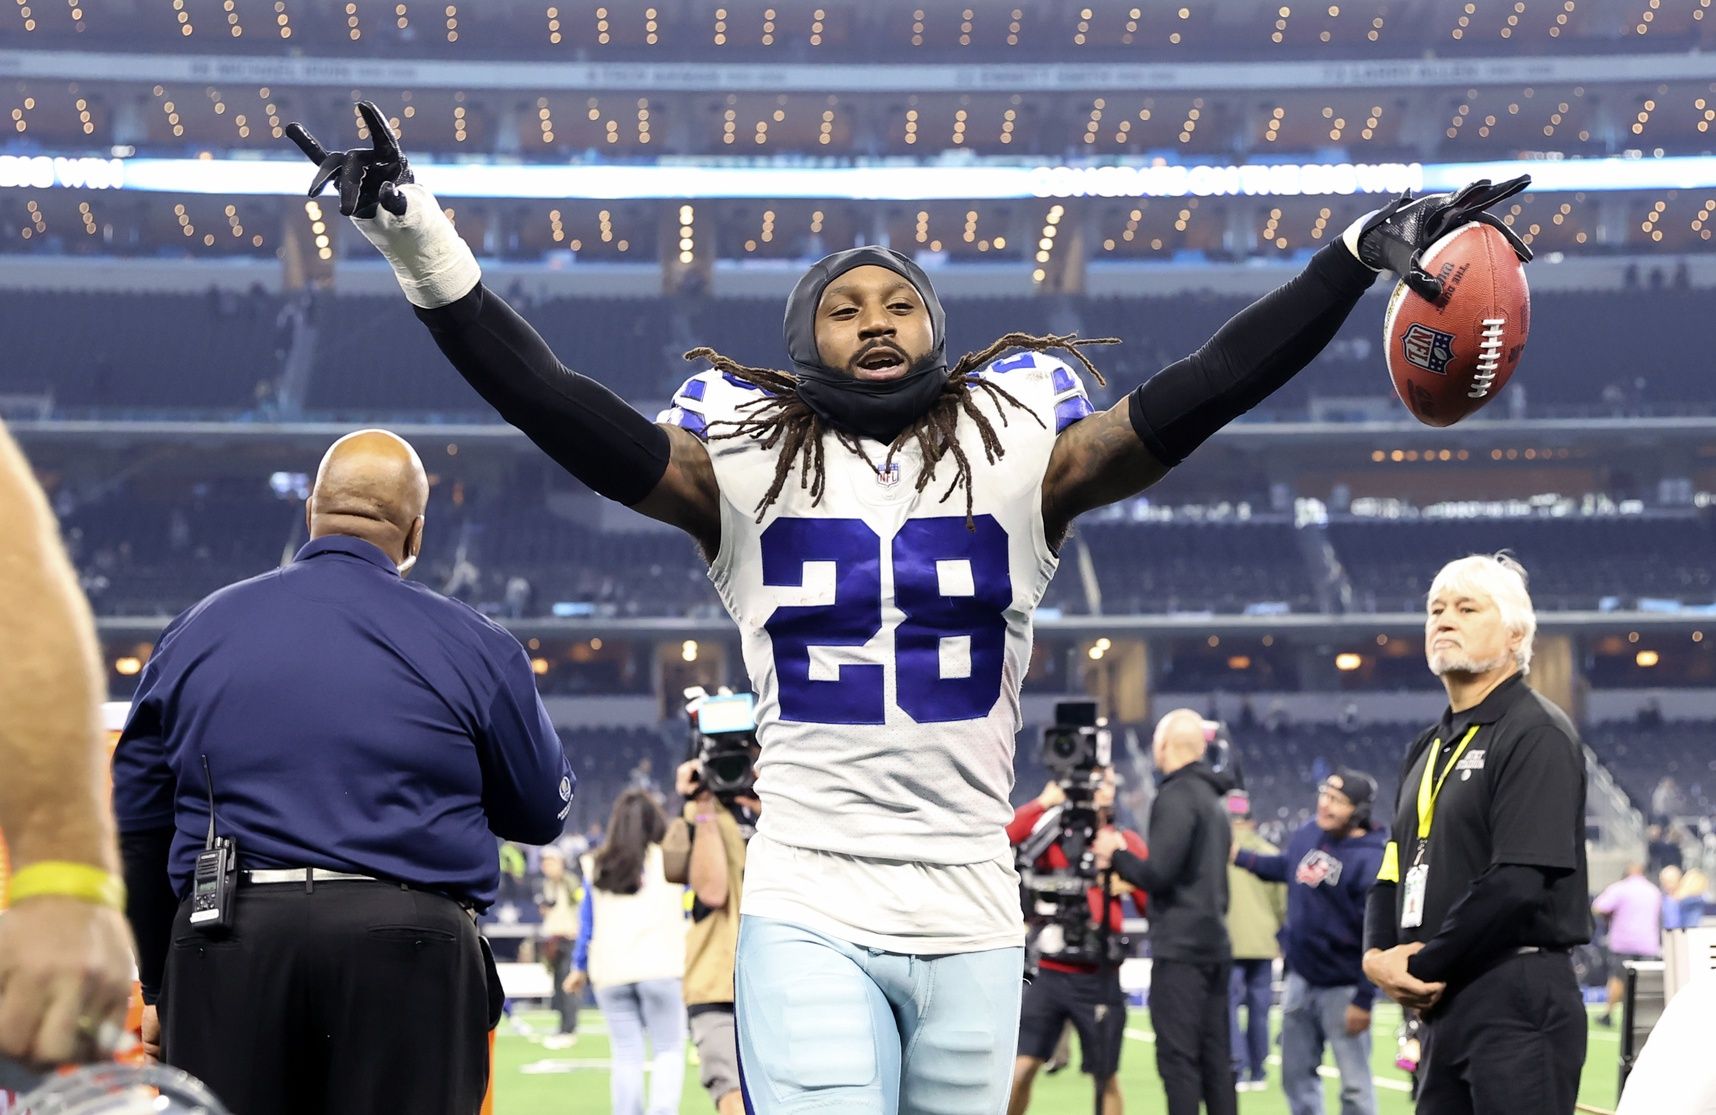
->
xmin=492 ymin=1002 xmax=1623 ymax=1114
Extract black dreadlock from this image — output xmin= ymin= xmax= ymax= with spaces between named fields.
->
xmin=684 ymin=333 xmax=1118 ymax=529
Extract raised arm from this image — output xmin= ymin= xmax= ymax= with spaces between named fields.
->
xmin=284 ymin=103 xmax=720 ymax=556
xmin=1041 ymin=237 xmax=1375 ymax=544
xmin=0 ymin=422 xmax=135 ymax=1064
xmin=1041 ymin=177 xmax=1531 ymax=545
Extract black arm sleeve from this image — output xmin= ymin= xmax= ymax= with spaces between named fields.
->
xmin=1112 ymin=784 xmax=1195 ymax=894
xmin=1406 ymin=863 xmax=1559 ymax=985
xmin=1129 ymin=241 xmax=1378 ymax=466
xmin=415 ymin=283 xmax=671 ymax=505
xmin=120 ymin=825 xmax=179 ymax=1004
xmin=1364 ymin=880 xmax=1399 ymax=955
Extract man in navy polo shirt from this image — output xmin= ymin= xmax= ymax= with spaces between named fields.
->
xmin=112 ymin=429 xmax=573 ymax=1115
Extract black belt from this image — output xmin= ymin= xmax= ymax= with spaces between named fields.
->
xmin=1512 ymin=945 xmax=1572 ymax=956
xmin=240 ymin=866 xmax=477 ymax=916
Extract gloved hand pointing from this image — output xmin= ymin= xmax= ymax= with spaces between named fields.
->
xmin=285 ymin=100 xmax=412 ymax=219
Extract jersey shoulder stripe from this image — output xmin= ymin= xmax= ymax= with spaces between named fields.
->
xmin=655 ymin=368 xmax=775 ymax=443
xmin=974 ymin=351 xmax=1094 ymax=433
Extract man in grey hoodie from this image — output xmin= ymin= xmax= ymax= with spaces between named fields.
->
xmin=1096 ymin=708 xmax=1235 ymax=1115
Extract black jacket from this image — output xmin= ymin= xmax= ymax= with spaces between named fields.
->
xmin=1111 ymin=762 xmax=1232 ymax=964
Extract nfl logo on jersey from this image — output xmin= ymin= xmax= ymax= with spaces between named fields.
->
xmin=877 ymin=462 xmax=901 ymax=487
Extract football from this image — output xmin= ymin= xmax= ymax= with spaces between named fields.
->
xmin=1383 ymin=220 xmax=1531 ymax=427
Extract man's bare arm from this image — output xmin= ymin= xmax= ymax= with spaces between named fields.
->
xmin=0 ymin=425 xmax=112 ymax=871
xmin=631 ymin=425 xmax=721 ymax=560
xmin=1040 ymin=396 xmax=1168 ymax=550
xmin=0 ymin=422 xmax=134 ymax=1066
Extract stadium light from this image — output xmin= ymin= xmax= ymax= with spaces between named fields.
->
xmin=8 ymin=154 xmax=1715 ymax=201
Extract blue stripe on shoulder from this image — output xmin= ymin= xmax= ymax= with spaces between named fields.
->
xmin=1054 ymin=396 xmax=1094 ymax=433
xmin=987 ymin=352 xmax=1038 ymax=374
xmin=665 ymin=407 xmax=709 ymax=440
xmin=681 ymin=377 xmax=708 ymax=402
xmin=1050 ymin=366 xmax=1077 ymax=394
xmin=721 ymin=372 xmax=767 ymax=393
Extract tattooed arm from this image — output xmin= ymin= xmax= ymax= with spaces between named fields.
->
xmin=1040 ymin=397 xmax=1168 ymax=551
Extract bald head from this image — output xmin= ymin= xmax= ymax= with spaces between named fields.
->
xmin=307 ymin=429 xmax=428 ymax=571
xmin=1152 ymin=708 xmax=1208 ymax=776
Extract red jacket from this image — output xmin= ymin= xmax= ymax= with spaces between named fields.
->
xmin=1008 ymin=799 xmax=1148 ymax=973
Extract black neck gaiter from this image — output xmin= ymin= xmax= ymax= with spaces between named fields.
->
xmin=782 ymin=246 xmax=949 ymax=445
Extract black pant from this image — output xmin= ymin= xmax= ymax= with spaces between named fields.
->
xmin=1018 ymin=965 xmax=1128 ymax=1079
xmin=160 ymin=880 xmax=498 ymax=1115
xmin=543 ymin=936 xmax=579 ymax=1034
xmin=1417 ymin=951 xmax=1587 ymax=1115
xmin=1149 ymin=959 xmax=1237 ymax=1115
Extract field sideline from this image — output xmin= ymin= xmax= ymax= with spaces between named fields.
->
xmin=493 ymin=1002 xmax=1623 ymax=1114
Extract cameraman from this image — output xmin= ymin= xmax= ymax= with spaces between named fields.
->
xmin=1006 ymin=768 xmax=1146 ymax=1115
xmin=661 ymin=741 xmax=759 ymax=1115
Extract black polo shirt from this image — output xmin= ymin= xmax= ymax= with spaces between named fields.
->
xmin=1384 ymin=673 xmax=1590 ymax=951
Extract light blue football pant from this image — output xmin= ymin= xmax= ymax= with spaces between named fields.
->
xmin=735 ymin=915 xmax=1025 ymax=1115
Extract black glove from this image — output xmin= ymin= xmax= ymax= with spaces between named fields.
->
xmin=1355 ymin=175 xmax=1533 ymax=300
xmin=284 ymin=101 xmax=413 ymax=219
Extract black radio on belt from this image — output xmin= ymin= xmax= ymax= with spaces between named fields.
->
xmin=189 ymin=754 xmax=238 ymax=932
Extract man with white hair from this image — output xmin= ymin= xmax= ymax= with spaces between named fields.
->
xmin=1361 ymin=553 xmax=1590 ymax=1115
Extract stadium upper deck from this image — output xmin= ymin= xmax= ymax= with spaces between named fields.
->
xmin=6 ymin=0 xmax=1712 ymax=62
xmin=2 ymin=0 xmax=1712 ymax=262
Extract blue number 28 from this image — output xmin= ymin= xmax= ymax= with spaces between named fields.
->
xmin=761 ymin=515 xmax=1013 ymax=725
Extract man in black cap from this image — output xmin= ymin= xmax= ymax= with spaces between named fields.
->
xmin=284 ymin=102 xmax=1530 ymax=1114
xmin=1232 ymin=769 xmax=1387 ymax=1115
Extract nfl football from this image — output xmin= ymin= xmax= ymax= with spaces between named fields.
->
xmin=1383 ymin=221 xmax=1531 ymax=427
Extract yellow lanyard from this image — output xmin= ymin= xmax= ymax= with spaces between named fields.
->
xmin=1415 ymin=724 xmax=1482 ymax=842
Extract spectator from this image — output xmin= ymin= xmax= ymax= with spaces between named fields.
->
xmin=1592 ymin=864 xmax=1661 ymax=1027
xmin=568 ymin=790 xmax=687 ymax=1115
xmin=1648 ymin=825 xmax=1683 ymax=876
xmin=536 ymin=848 xmax=584 ymax=1047
xmin=1097 ymin=708 xmax=1235 ymax=1115
xmin=1675 ymin=868 xmax=1709 ymax=929
xmin=1660 ymin=865 xmax=1686 ymax=930
xmin=1223 ymin=790 xmax=1284 ymax=1094
xmin=1235 ymin=770 xmax=1386 ymax=1115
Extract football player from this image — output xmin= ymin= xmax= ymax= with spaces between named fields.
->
xmin=287 ymin=102 xmax=1525 ymax=1115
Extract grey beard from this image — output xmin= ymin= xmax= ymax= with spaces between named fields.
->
xmin=1429 ymin=648 xmax=1513 ymax=677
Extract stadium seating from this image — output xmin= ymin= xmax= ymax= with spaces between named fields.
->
xmin=1586 ymin=720 xmax=1716 ymax=821
xmin=8 ymin=283 xmax=1711 ymax=421
xmin=1330 ymin=513 xmax=1716 ymax=613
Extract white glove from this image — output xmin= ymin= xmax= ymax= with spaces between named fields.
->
xmin=1342 ymin=210 xmax=1383 ymax=269
xmin=348 ymin=183 xmax=481 ymax=309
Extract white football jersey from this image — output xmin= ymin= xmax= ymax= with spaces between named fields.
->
xmin=659 ymin=352 xmax=1095 ymax=869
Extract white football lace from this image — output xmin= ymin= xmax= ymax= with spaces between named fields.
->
xmin=1470 ymin=318 xmax=1505 ymax=399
